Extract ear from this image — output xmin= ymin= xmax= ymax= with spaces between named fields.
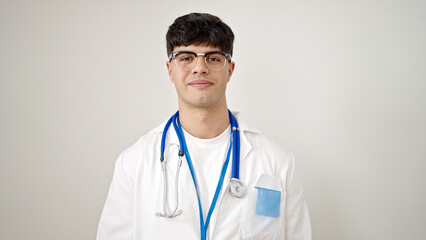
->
xmin=227 ymin=61 xmax=235 ymax=82
xmin=166 ymin=61 xmax=174 ymax=82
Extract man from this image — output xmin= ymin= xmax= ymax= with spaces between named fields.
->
xmin=97 ymin=13 xmax=311 ymax=240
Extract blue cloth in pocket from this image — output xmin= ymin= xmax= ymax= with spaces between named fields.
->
xmin=255 ymin=187 xmax=281 ymax=218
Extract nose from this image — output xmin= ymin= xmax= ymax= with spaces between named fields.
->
xmin=191 ymin=55 xmax=210 ymax=74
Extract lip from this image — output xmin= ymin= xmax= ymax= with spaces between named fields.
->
xmin=189 ymin=80 xmax=213 ymax=88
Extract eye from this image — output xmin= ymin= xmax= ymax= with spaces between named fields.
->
xmin=206 ymin=54 xmax=223 ymax=63
xmin=177 ymin=53 xmax=195 ymax=62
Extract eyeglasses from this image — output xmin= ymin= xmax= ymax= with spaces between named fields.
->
xmin=169 ymin=51 xmax=232 ymax=71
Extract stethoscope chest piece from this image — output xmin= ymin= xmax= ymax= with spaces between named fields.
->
xmin=229 ymin=178 xmax=245 ymax=198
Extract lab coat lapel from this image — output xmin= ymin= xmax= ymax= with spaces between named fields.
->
xmin=217 ymin=127 xmax=252 ymax=194
xmin=233 ymin=112 xmax=257 ymax=166
xmin=238 ymin=129 xmax=252 ymax=166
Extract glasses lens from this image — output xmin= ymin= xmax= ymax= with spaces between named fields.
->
xmin=205 ymin=53 xmax=227 ymax=70
xmin=175 ymin=52 xmax=196 ymax=71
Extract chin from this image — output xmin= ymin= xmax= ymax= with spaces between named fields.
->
xmin=188 ymin=99 xmax=219 ymax=109
xmin=180 ymin=95 xmax=225 ymax=109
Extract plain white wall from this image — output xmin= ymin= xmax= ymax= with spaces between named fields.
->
xmin=1 ymin=0 xmax=425 ymax=239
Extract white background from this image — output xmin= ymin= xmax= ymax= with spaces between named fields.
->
xmin=1 ymin=0 xmax=425 ymax=239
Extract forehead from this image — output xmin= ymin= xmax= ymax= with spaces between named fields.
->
xmin=173 ymin=44 xmax=222 ymax=53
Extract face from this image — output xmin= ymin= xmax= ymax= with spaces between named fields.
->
xmin=166 ymin=45 xmax=235 ymax=110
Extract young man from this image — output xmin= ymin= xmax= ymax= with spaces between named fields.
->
xmin=97 ymin=13 xmax=311 ymax=240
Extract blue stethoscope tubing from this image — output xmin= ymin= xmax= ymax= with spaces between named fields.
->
xmin=158 ymin=110 xmax=244 ymax=240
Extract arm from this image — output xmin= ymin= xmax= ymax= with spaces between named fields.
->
xmin=284 ymin=153 xmax=312 ymax=240
xmin=97 ymin=154 xmax=134 ymax=240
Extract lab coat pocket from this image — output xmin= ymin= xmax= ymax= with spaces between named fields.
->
xmin=242 ymin=174 xmax=285 ymax=239
xmin=255 ymin=187 xmax=281 ymax=218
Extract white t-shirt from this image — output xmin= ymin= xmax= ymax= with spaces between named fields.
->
xmin=181 ymin=125 xmax=231 ymax=235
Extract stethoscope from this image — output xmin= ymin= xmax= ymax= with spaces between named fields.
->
xmin=156 ymin=110 xmax=245 ymax=240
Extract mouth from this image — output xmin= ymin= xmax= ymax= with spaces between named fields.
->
xmin=189 ymin=80 xmax=213 ymax=88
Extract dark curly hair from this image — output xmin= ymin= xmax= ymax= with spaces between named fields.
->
xmin=166 ymin=13 xmax=235 ymax=57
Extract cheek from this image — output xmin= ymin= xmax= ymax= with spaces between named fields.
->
xmin=171 ymin=72 xmax=186 ymax=85
xmin=170 ymin=70 xmax=180 ymax=82
xmin=221 ymin=72 xmax=230 ymax=83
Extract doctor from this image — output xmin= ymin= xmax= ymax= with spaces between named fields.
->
xmin=97 ymin=13 xmax=311 ymax=240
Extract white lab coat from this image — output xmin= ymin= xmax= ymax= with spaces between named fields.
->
xmin=97 ymin=112 xmax=311 ymax=240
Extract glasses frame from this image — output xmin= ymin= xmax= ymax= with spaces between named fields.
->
xmin=168 ymin=50 xmax=232 ymax=71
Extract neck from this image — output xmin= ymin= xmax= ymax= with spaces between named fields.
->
xmin=178 ymin=104 xmax=230 ymax=139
